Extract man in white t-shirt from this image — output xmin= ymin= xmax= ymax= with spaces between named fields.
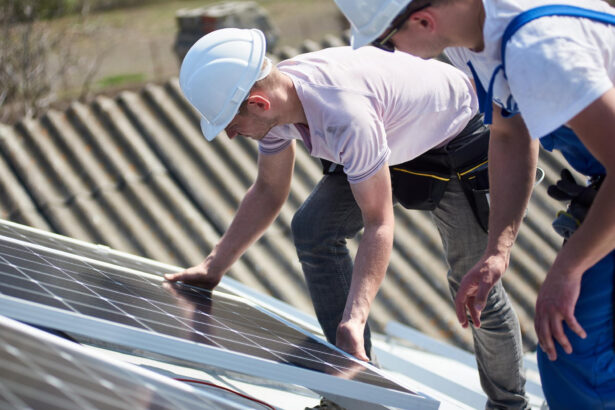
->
xmin=335 ymin=0 xmax=615 ymax=407
xmin=165 ymin=28 xmax=528 ymax=408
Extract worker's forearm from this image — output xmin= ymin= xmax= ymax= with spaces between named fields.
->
xmin=208 ymin=183 xmax=287 ymax=276
xmin=486 ymin=132 xmax=539 ymax=260
xmin=341 ymin=222 xmax=394 ymax=325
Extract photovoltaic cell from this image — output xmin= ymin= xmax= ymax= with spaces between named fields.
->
xmin=0 ymin=315 xmax=244 ymax=410
xmin=0 ymin=221 xmax=330 ymax=337
xmin=0 ymin=224 xmax=415 ymax=396
xmin=0 ymin=222 xmax=175 ymax=276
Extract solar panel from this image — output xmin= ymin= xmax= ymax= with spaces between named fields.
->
xmin=0 ymin=221 xmax=176 ymax=276
xmin=0 ymin=220 xmax=320 ymax=333
xmin=0 ymin=221 xmax=439 ymax=409
xmin=0 ymin=315 xmax=244 ymax=410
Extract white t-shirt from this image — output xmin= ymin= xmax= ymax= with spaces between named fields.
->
xmin=445 ymin=0 xmax=615 ymax=138
xmin=259 ymin=47 xmax=478 ymax=183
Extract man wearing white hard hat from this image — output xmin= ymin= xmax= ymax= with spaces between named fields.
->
xmin=165 ymin=27 xmax=526 ymax=408
xmin=334 ymin=0 xmax=615 ymax=408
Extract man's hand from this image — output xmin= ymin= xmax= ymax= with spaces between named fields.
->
xmin=164 ymin=260 xmax=223 ymax=290
xmin=534 ymin=268 xmax=586 ymax=361
xmin=455 ymin=253 xmax=507 ymax=328
xmin=336 ymin=320 xmax=369 ymax=362
xmin=532 ymin=89 xmax=615 ymax=362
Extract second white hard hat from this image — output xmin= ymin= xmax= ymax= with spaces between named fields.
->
xmin=179 ymin=28 xmax=269 ymax=141
xmin=335 ymin=0 xmax=410 ymax=49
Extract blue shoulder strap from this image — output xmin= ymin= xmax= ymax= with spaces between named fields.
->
xmin=466 ymin=61 xmax=487 ymax=114
xmin=500 ymin=5 xmax=615 ymax=74
xmin=479 ymin=4 xmax=615 ymax=124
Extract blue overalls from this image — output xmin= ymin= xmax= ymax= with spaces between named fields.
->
xmin=539 ymin=129 xmax=614 ymax=409
xmin=470 ymin=5 xmax=615 ymax=408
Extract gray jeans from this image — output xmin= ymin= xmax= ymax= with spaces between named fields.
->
xmin=291 ymin=173 xmax=528 ymax=409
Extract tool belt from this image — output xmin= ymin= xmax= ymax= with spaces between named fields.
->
xmin=321 ymin=114 xmax=491 ymax=232
xmin=548 ymin=169 xmax=605 ymax=239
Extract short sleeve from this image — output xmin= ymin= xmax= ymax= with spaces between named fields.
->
xmin=506 ymin=20 xmax=613 ymax=138
xmin=323 ymin=97 xmax=390 ymax=184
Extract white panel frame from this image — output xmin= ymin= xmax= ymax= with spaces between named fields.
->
xmin=0 ymin=295 xmax=438 ymax=409
xmin=373 ymin=343 xmax=486 ymax=409
xmin=386 ymin=322 xmax=477 ymax=367
xmin=0 ymin=315 xmax=244 ymax=410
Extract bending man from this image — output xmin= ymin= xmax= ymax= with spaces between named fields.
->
xmin=165 ymin=27 xmax=527 ymax=408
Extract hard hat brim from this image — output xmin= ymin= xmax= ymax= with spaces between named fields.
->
xmin=201 ymin=117 xmax=221 ymax=141
xmin=346 ymin=0 xmax=411 ymax=50
xmin=350 ymin=27 xmax=377 ymax=50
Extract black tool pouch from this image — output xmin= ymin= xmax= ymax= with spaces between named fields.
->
xmin=389 ymin=162 xmax=450 ymax=210
xmin=457 ymin=160 xmax=490 ymax=232
xmin=321 ymin=156 xmax=451 ymax=211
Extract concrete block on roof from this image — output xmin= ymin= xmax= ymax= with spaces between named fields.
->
xmin=174 ymin=1 xmax=279 ymax=63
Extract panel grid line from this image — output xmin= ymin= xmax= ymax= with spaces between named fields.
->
xmin=0 ymin=222 xmax=437 ymax=409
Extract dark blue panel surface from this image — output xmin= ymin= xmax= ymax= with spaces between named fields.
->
xmin=0 ymin=222 xmax=412 ymax=393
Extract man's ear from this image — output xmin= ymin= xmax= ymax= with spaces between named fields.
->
xmin=246 ymin=94 xmax=271 ymax=111
xmin=409 ymin=8 xmax=436 ymax=31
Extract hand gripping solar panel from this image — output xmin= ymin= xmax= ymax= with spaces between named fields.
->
xmin=0 ymin=315 xmax=244 ymax=410
xmin=0 ymin=220 xmax=439 ymax=409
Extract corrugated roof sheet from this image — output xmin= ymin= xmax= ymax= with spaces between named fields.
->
xmin=0 ymin=35 xmax=571 ymax=353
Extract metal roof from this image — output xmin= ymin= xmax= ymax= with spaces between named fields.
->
xmin=0 ymin=34 xmax=570 ymax=354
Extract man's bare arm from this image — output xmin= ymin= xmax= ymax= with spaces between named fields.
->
xmin=455 ymin=106 xmax=539 ymax=327
xmin=165 ymin=142 xmax=296 ymax=288
xmin=535 ymin=88 xmax=615 ymax=360
xmin=336 ymin=165 xmax=395 ymax=361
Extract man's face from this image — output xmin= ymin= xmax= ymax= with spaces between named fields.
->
xmin=224 ymin=101 xmax=276 ymax=141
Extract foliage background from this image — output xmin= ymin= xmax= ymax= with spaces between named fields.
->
xmin=3 ymin=0 xmax=614 ymax=123
xmin=0 ymin=0 xmax=343 ymax=123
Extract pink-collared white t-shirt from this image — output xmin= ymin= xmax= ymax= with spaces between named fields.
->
xmin=258 ymin=46 xmax=478 ymax=183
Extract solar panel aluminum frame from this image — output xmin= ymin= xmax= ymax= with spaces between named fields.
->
xmin=0 ymin=315 xmax=246 ymax=410
xmin=0 ymin=233 xmax=439 ymax=410
xmin=0 ymin=292 xmax=438 ymax=409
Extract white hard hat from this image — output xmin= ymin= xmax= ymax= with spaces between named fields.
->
xmin=179 ymin=28 xmax=270 ymax=141
xmin=335 ymin=0 xmax=410 ymax=49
